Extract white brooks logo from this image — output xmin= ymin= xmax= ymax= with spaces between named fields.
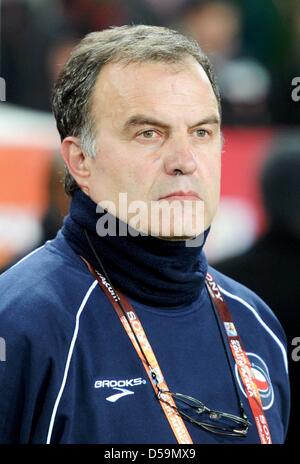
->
xmin=94 ymin=377 xmax=147 ymax=402
xmin=106 ymin=388 xmax=135 ymax=403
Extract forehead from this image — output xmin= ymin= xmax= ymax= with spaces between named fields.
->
xmin=91 ymin=58 xmax=219 ymax=124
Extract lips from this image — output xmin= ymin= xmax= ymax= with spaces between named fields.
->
xmin=159 ymin=191 xmax=201 ymax=201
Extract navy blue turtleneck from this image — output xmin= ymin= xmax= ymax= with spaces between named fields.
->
xmin=62 ymin=189 xmax=208 ymax=307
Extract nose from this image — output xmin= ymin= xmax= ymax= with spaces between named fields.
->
xmin=163 ymin=136 xmax=198 ymax=176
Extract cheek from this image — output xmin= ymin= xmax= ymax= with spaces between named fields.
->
xmin=199 ymin=153 xmax=221 ymax=192
xmin=125 ymin=166 xmax=151 ymax=197
xmin=92 ymin=148 xmax=125 ymax=185
xmin=96 ymin=153 xmax=149 ymax=199
xmin=212 ymin=158 xmax=221 ymax=192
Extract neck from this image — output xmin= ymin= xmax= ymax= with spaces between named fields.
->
xmin=62 ymin=189 xmax=208 ymax=308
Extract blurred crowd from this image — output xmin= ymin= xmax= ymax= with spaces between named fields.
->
xmin=1 ymin=0 xmax=300 ymax=125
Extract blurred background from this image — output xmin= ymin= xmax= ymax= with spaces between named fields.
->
xmin=0 ymin=0 xmax=299 ymax=442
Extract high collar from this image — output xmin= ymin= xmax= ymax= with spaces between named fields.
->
xmin=62 ymin=189 xmax=208 ymax=308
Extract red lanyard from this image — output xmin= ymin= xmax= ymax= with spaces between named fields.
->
xmin=82 ymin=257 xmax=193 ymax=443
xmin=83 ymin=257 xmax=272 ymax=444
xmin=206 ymin=273 xmax=272 ymax=444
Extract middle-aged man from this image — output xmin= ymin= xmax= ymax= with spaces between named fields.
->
xmin=0 ymin=25 xmax=289 ymax=444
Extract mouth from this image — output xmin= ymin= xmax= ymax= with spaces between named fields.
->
xmin=158 ymin=191 xmax=201 ymax=201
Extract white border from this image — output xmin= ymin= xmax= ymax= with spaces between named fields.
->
xmin=9 ymin=245 xmax=45 ymax=268
xmin=46 ymin=280 xmax=98 ymax=444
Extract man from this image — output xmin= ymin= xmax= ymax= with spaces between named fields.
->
xmin=0 ymin=25 xmax=289 ymax=444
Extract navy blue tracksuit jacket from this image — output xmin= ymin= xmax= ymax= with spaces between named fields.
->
xmin=0 ymin=228 xmax=290 ymax=443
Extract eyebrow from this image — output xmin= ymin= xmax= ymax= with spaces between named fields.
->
xmin=123 ymin=113 xmax=221 ymax=131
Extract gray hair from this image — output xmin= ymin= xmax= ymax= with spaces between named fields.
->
xmin=52 ymin=25 xmax=221 ymax=195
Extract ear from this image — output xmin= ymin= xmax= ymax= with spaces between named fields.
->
xmin=61 ymin=136 xmax=91 ymax=195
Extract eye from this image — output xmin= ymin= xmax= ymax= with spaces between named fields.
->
xmin=195 ymin=128 xmax=209 ymax=138
xmin=138 ymin=130 xmax=157 ymax=139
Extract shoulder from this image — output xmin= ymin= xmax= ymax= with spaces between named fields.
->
xmin=208 ymin=266 xmax=290 ymax=440
xmin=208 ymin=265 xmax=288 ymax=370
xmin=208 ymin=265 xmax=285 ymax=331
xmin=0 ymin=233 xmax=98 ymax=341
